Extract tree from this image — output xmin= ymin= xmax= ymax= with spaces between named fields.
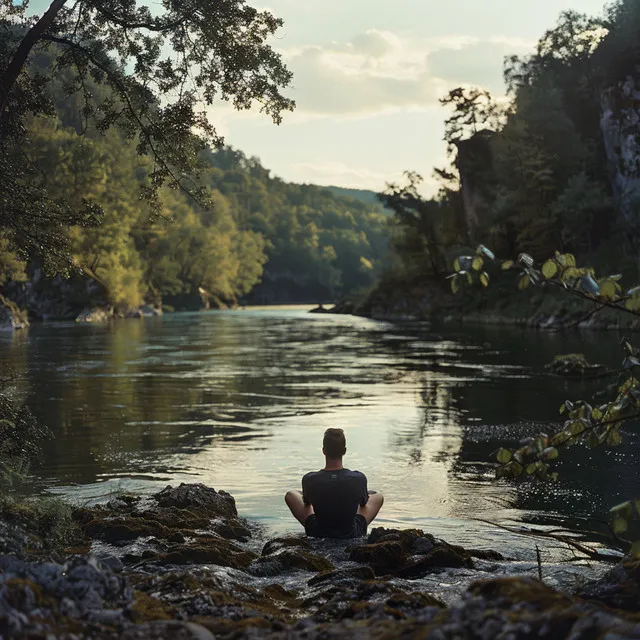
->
xmin=439 ymin=87 xmax=502 ymax=149
xmin=378 ymin=172 xmax=449 ymax=279
xmin=0 ymin=0 xmax=294 ymax=266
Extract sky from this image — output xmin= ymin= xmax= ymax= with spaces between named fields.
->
xmin=30 ymin=0 xmax=610 ymax=194
xmin=214 ymin=0 xmax=609 ymax=194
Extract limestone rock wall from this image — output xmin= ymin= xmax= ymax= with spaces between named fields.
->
xmin=600 ymin=76 xmax=640 ymax=227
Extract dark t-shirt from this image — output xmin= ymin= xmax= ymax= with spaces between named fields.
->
xmin=302 ymin=468 xmax=368 ymax=538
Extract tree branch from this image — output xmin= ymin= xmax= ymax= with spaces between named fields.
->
xmin=0 ymin=0 xmax=68 ymax=118
xmin=90 ymin=1 xmax=188 ymax=32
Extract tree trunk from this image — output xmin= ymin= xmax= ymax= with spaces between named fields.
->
xmin=0 ymin=0 xmax=68 ymax=118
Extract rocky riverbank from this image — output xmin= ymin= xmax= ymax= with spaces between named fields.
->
xmin=1 ymin=483 xmax=639 ymax=639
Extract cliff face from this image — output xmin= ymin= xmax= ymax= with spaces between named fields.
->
xmin=3 ymin=265 xmax=109 ymax=321
xmin=454 ymin=130 xmax=497 ymax=237
xmin=600 ymin=76 xmax=640 ymax=227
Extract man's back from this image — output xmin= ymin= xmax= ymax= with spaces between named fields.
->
xmin=302 ymin=468 xmax=368 ymax=538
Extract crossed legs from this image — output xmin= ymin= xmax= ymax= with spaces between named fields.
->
xmin=284 ymin=490 xmax=384 ymax=526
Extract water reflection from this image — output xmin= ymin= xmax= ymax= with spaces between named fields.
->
xmin=1 ymin=310 xmax=640 ymax=550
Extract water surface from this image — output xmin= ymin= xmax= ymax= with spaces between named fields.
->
xmin=1 ymin=308 xmax=638 ymax=556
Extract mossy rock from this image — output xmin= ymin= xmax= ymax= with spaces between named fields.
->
xmin=262 ymin=536 xmax=309 ymax=556
xmin=156 ymin=540 xmax=256 ymax=569
xmin=251 ymin=547 xmax=334 ymax=576
xmin=546 ymin=353 xmax=603 ymax=376
xmin=348 ymin=540 xmax=405 ymax=574
xmin=578 ymin=558 xmax=640 ymax=612
xmin=84 ymin=516 xmax=170 ymax=543
xmin=154 ymin=483 xmax=237 ymax=518
xmin=128 ymin=591 xmax=175 ymax=623
xmin=308 ymin=565 xmax=376 ymax=586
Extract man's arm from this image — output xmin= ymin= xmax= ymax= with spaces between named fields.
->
xmin=360 ymin=474 xmax=369 ymax=507
xmin=302 ymin=475 xmax=311 ymax=507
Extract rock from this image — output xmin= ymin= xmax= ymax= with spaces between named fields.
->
xmin=308 ymin=566 xmax=375 ymax=587
xmin=262 ymin=536 xmax=309 ymax=556
xmin=85 ymin=516 xmax=171 ymax=543
xmin=140 ymin=305 xmax=163 ymax=316
xmin=546 ymin=353 xmax=604 ymax=376
xmin=251 ymin=548 xmax=334 ymax=576
xmin=578 ymin=557 xmax=640 ymax=612
xmin=156 ymin=540 xmax=256 ymax=570
xmin=98 ymin=554 xmax=124 ymax=573
xmin=154 ymin=483 xmax=238 ymax=519
xmin=349 ymin=528 xmax=479 ymax=577
xmin=308 ymin=304 xmax=333 ymax=314
xmin=76 ymin=307 xmax=112 ymax=323
xmin=348 ymin=540 xmax=405 ymax=575
xmin=0 ymin=294 xmax=28 ymax=331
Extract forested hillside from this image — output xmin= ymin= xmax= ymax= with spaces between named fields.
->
xmin=0 ymin=50 xmax=389 ymax=315
xmin=362 ymin=0 xmax=640 ymax=318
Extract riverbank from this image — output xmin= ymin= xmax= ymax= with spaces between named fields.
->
xmin=331 ymin=275 xmax=640 ymax=331
xmin=1 ymin=483 xmax=638 ymax=639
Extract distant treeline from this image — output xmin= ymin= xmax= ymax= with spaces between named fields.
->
xmin=0 ymin=50 xmax=389 ymax=309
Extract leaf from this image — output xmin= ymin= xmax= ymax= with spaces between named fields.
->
xmin=567 ymin=420 xmax=586 ymax=436
xmin=477 ymin=245 xmax=495 ymax=260
xmin=541 ymin=447 xmax=559 ymax=460
xmin=606 ymin=430 xmax=622 ymax=446
xmin=610 ymin=501 xmax=634 ymax=519
xmin=587 ymin=432 xmax=600 ymax=449
xmin=600 ymin=280 xmax=618 ymax=301
xmin=550 ymin=472 xmax=559 ymax=482
xmin=451 ymin=275 xmax=459 ymax=294
xmin=501 ymin=260 xmax=515 ymax=271
xmin=526 ymin=463 xmax=538 ymax=475
xmin=591 ymin=407 xmax=603 ymax=421
xmin=561 ymin=253 xmax=577 ymax=267
xmin=453 ymin=258 xmax=460 ymax=272
xmin=626 ymin=295 xmax=640 ymax=312
xmin=518 ymin=275 xmax=531 ymax=291
xmin=627 ymin=286 xmax=640 ymax=297
xmin=496 ymin=448 xmax=512 ymax=464
xmin=635 ymin=500 xmax=640 ymax=516
xmin=561 ymin=266 xmax=580 ymax=282
xmin=581 ymin=275 xmax=600 ymax=295
xmin=480 ymin=272 xmax=489 ymax=287
xmin=466 ymin=271 xmax=473 ymax=285
xmin=612 ymin=517 xmax=628 ymax=535
xmin=517 ymin=253 xmax=534 ymax=268
xmin=472 ymin=256 xmax=483 ymax=271
xmin=541 ymin=260 xmax=558 ymax=279
xmin=630 ymin=540 xmax=640 ymax=556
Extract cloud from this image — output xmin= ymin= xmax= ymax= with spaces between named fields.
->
xmin=279 ymin=30 xmax=533 ymax=117
xmin=426 ymin=37 xmax=533 ymax=93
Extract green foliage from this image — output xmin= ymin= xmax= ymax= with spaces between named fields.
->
xmin=0 ymin=0 xmax=293 ymax=270
xmin=0 ymin=385 xmax=49 ymax=489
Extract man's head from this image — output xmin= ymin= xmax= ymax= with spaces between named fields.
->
xmin=322 ymin=428 xmax=346 ymax=459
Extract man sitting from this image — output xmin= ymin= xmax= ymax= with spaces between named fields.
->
xmin=284 ymin=428 xmax=384 ymax=538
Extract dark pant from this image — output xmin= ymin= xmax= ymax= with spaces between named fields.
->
xmin=304 ymin=513 xmax=368 ymax=539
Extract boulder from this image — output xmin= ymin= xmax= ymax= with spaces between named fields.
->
xmin=577 ymin=557 xmax=640 ymax=612
xmin=0 ymin=294 xmax=28 ymax=331
xmin=262 ymin=536 xmax=309 ymax=556
xmin=251 ymin=547 xmax=334 ymax=577
xmin=349 ymin=528 xmax=480 ymax=577
xmin=76 ymin=307 xmax=112 ymax=323
xmin=153 ymin=483 xmax=237 ymax=519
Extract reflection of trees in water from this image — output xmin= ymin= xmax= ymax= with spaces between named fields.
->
xmin=18 ymin=320 xmax=281 ymax=485
xmin=390 ymin=373 xmax=463 ymax=468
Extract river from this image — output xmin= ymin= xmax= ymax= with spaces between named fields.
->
xmin=1 ymin=308 xmax=639 ymax=557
